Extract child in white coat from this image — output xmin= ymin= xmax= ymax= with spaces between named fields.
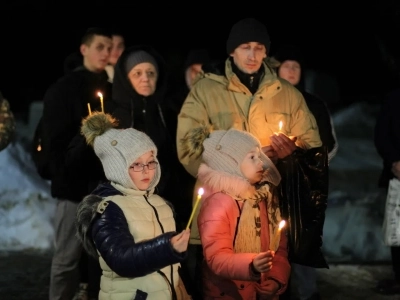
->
xmin=76 ymin=112 xmax=191 ymax=300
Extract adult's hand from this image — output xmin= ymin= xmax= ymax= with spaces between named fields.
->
xmin=269 ymin=134 xmax=297 ymax=159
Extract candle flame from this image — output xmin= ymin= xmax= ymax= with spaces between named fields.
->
xmin=97 ymin=92 xmax=103 ymax=98
xmin=279 ymin=121 xmax=283 ymax=131
xmin=198 ymin=187 xmax=204 ymax=196
xmin=278 ymin=220 xmax=286 ymax=230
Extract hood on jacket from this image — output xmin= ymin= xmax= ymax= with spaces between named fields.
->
xmin=75 ymin=194 xmax=103 ymax=258
xmin=75 ymin=183 xmax=124 ymax=258
xmin=92 ymin=181 xmax=123 ymax=197
xmin=112 ymin=45 xmax=167 ymax=109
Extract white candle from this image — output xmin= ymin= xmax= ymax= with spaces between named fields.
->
xmin=272 ymin=220 xmax=286 ymax=251
xmin=97 ymin=92 xmax=104 ymax=113
xmin=186 ymin=188 xmax=204 ymax=230
xmin=87 ymin=103 xmax=92 ymax=116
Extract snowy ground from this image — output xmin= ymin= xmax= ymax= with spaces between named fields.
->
xmin=0 ymin=101 xmax=397 ymax=299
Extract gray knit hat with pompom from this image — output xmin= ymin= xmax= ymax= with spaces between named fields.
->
xmin=81 ymin=112 xmax=160 ymax=190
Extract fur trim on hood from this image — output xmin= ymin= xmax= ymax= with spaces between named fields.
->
xmin=197 ymin=163 xmax=257 ymax=198
xmin=75 ymin=194 xmax=103 ymax=258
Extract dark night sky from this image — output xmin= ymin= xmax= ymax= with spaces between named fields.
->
xmin=1 ymin=3 xmax=400 ymax=116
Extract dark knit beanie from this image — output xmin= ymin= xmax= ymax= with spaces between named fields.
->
xmin=226 ymin=18 xmax=271 ymax=55
xmin=125 ymin=50 xmax=158 ymax=74
xmin=184 ymin=49 xmax=210 ymax=70
xmin=272 ymin=44 xmax=305 ymax=68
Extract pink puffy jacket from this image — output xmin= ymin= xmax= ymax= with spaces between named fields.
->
xmin=197 ymin=176 xmax=290 ymax=299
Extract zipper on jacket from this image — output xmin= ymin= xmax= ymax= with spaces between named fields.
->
xmin=143 ymin=194 xmax=165 ymax=233
xmin=144 ymin=193 xmax=177 ymax=300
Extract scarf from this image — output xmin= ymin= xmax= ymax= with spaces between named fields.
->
xmin=233 ymin=183 xmax=282 ymax=253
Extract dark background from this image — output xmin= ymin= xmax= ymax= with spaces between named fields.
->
xmin=1 ymin=3 xmax=400 ymax=119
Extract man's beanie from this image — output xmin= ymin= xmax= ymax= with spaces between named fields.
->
xmin=184 ymin=49 xmax=210 ymax=71
xmin=125 ymin=50 xmax=159 ymax=74
xmin=273 ymin=44 xmax=305 ymax=68
xmin=226 ymin=18 xmax=271 ymax=55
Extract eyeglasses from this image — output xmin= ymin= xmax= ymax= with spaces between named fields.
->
xmin=129 ymin=161 xmax=158 ymax=172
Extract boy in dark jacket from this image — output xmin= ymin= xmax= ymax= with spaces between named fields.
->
xmin=43 ymin=27 xmax=112 ymax=300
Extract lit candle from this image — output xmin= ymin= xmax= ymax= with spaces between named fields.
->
xmin=87 ymin=103 xmax=92 ymax=116
xmin=97 ymin=92 xmax=104 ymax=113
xmin=186 ymin=188 xmax=204 ymax=230
xmin=272 ymin=220 xmax=286 ymax=251
xmin=278 ymin=121 xmax=283 ymax=132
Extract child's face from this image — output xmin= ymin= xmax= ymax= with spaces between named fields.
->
xmin=240 ymin=147 xmax=264 ymax=184
xmin=128 ymin=151 xmax=157 ymax=190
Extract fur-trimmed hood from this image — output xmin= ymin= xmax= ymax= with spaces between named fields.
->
xmin=75 ymin=194 xmax=103 ymax=258
xmin=198 ymin=163 xmax=271 ymax=199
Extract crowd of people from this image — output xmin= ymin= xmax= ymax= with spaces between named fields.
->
xmin=0 ymin=16 xmax=398 ymax=300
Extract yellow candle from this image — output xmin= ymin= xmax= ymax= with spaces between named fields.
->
xmin=278 ymin=121 xmax=283 ymax=132
xmin=97 ymin=92 xmax=104 ymax=113
xmin=87 ymin=103 xmax=92 ymax=116
xmin=272 ymin=220 xmax=286 ymax=251
xmin=186 ymin=188 xmax=204 ymax=230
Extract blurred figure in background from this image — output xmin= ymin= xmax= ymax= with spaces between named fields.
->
xmin=271 ymin=45 xmax=338 ymax=164
xmin=165 ymin=48 xmax=210 ymax=139
xmin=374 ymin=88 xmax=400 ymax=296
xmin=270 ymin=44 xmax=337 ymax=300
xmin=105 ymin=31 xmax=125 ymax=83
xmin=164 ymin=48 xmax=211 ymax=298
xmin=43 ymin=27 xmax=112 ymax=300
xmin=0 ymin=90 xmax=15 ymax=151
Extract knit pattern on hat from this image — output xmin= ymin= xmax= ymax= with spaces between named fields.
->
xmin=226 ymin=18 xmax=271 ymax=54
xmin=125 ymin=50 xmax=159 ymax=74
xmin=81 ymin=112 xmax=160 ymax=190
xmin=202 ymin=128 xmax=281 ymax=186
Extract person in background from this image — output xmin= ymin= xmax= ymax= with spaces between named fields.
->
xmin=271 ymin=44 xmax=338 ymax=163
xmin=269 ymin=44 xmax=338 ymax=300
xmin=163 ymin=48 xmax=212 ymax=298
xmin=105 ymin=31 xmax=125 ymax=82
xmin=374 ymin=87 xmax=400 ymax=296
xmin=176 ymin=17 xmax=321 ymax=297
xmin=0 ymin=90 xmax=15 ymax=151
xmin=165 ymin=48 xmax=210 ymax=140
xmin=42 ymin=27 xmax=112 ymax=300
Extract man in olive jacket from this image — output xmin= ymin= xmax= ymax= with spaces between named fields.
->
xmin=176 ymin=17 xmax=322 ymax=298
xmin=177 ymin=18 xmax=321 ymax=243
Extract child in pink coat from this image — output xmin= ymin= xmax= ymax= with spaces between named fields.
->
xmin=182 ymin=127 xmax=290 ymax=299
